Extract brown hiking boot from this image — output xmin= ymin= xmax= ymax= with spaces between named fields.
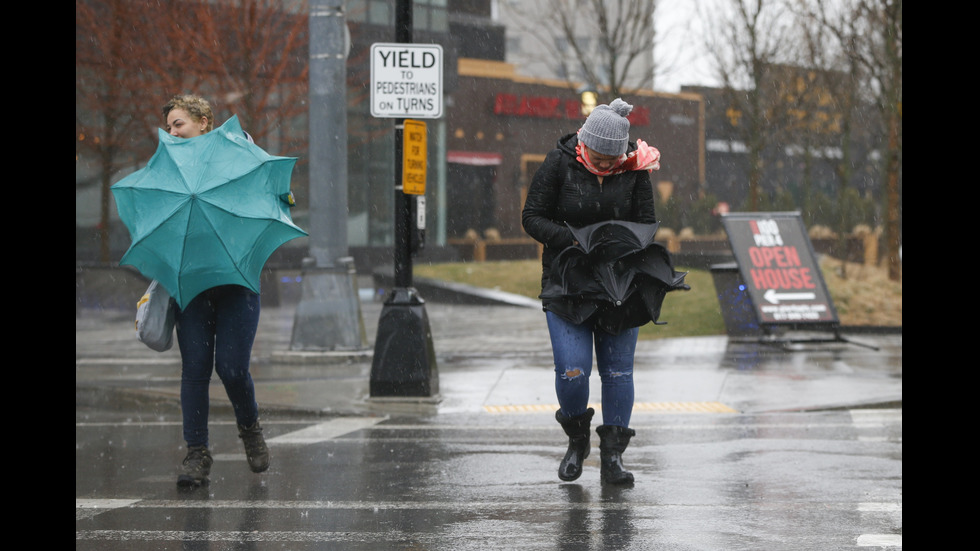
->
xmin=238 ymin=420 xmax=270 ymax=473
xmin=177 ymin=445 xmax=213 ymax=487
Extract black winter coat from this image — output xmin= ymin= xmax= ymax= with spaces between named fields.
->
xmin=522 ymin=133 xmax=657 ymax=294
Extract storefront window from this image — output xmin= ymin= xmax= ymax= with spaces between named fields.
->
xmin=348 ymin=0 xmax=447 ymax=32
xmin=347 ymin=112 xmax=395 ymax=247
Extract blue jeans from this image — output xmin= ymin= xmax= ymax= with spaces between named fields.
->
xmin=546 ymin=311 xmax=637 ymax=428
xmin=175 ymin=285 xmax=261 ymax=447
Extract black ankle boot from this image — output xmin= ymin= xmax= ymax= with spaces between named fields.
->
xmin=596 ymin=425 xmax=635 ymax=485
xmin=555 ymin=407 xmax=595 ymax=481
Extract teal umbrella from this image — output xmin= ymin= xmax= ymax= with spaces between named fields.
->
xmin=112 ymin=115 xmax=307 ymax=310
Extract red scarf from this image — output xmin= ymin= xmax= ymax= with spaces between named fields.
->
xmin=575 ymin=130 xmax=661 ymax=176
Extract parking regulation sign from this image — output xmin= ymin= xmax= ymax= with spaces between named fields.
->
xmin=370 ymin=43 xmax=443 ymax=119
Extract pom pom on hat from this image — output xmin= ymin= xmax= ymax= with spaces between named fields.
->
xmin=579 ymin=98 xmax=633 ymax=156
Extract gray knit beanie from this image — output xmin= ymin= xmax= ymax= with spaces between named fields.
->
xmin=579 ymin=98 xmax=633 ymax=156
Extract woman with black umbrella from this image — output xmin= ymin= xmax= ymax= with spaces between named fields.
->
xmin=522 ymin=98 xmax=664 ymax=485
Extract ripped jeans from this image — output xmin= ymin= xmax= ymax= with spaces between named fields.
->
xmin=546 ymin=311 xmax=638 ymax=428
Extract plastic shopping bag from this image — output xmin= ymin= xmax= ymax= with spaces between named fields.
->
xmin=135 ymin=280 xmax=176 ymax=352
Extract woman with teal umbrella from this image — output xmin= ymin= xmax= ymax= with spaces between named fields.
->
xmin=160 ymin=94 xmax=269 ymax=487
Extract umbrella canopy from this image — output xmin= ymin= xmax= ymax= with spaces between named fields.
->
xmin=541 ymin=220 xmax=689 ymax=333
xmin=112 ymin=115 xmax=307 ymax=309
xmin=569 ymin=220 xmax=660 ymax=264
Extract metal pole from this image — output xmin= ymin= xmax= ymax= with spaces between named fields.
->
xmin=308 ymin=3 xmax=349 ymax=267
xmin=290 ymin=1 xmax=367 ymax=351
xmin=394 ymin=123 xmax=412 ymax=287
xmin=393 ymin=0 xmax=412 ymax=288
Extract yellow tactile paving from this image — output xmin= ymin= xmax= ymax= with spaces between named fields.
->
xmin=483 ymin=402 xmax=737 ymax=414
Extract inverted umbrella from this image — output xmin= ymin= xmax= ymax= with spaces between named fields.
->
xmin=541 ymin=220 xmax=689 ymax=333
xmin=112 ymin=115 xmax=307 ymax=310
xmin=569 ymin=220 xmax=659 ymax=263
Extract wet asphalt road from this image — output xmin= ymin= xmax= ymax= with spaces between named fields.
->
xmin=77 ymin=297 xmax=902 ymax=550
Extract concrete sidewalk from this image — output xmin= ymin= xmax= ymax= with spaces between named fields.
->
xmin=75 ymin=285 xmax=902 ymax=420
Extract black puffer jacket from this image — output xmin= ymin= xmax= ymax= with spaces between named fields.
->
xmin=522 ymin=133 xmax=657 ymax=294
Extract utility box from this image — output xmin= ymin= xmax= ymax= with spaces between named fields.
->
xmin=710 ymin=262 xmax=763 ymax=337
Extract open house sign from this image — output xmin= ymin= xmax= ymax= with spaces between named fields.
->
xmin=721 ymin=212 xmax=839 ymax=326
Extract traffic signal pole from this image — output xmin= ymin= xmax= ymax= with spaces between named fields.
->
xmin=290 ymin=1 xmax=367 ymax=352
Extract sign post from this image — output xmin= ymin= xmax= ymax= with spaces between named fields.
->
xmin=368 ymin=1 xmax=442 ymax=399
xmin=719 ymin=212 xmax=875 ymax=348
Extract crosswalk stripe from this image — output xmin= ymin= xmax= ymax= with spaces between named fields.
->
xmin=266 ymin=417 xmax=387 ymax=444
xmin=483 ymin=401 xmax=737 ymax=414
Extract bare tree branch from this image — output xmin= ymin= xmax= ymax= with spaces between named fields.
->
xmin=500 ymin=0 xmax=659 ymax=97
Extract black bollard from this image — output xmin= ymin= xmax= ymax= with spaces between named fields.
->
xmin=369 ymin=287 xmax=439 ymax=397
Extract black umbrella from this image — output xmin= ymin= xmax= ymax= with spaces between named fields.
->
xmin=540 ymin=220 xmax=689 ymax=334
xmin=569 ymin=220 xmax=660 ymax=263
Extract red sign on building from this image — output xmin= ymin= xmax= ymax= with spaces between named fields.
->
xmin=493 ymin=93 xmax=650 ymax=126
